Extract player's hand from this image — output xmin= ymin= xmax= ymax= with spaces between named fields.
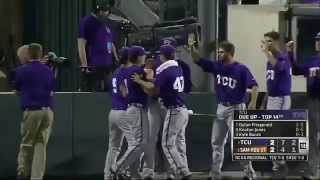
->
xmin=131 ymin=73 xmax=143 ymax=84
xmin=286 ymin=41 xmax=295 ymax=52
xmin=41 ymin=55 xmax=49 ymax=64
xmin=189 ymin=45 xmax=200 ymax=63
xmin=260 ymin=40 xmax=269 ymax=53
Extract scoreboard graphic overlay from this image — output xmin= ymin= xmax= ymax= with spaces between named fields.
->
xmin=231 ymin=110 xmax=308 ymax=161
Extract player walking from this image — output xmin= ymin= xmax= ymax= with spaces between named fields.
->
xmin=190 ymin=41 xmax=258 ymax=180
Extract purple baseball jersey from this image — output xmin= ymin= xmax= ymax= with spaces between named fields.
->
xmin=155 ymin=60 xmax=185 ymax=107
xmin=197 ymin=58 xmax=258 ymax=104
xmin=292 ymin=55 xmax=320 ymax=98
xmin=110 ymin=67 xmax=127 ymax=110
xmin=154 ymin=55 xmax=192 ymax=93
xmin=79 ymin=14 xmax=113 ymax=68
xmin=125 ymin=65 xmax=148 ymax=106
xmin=266 ymin=52 xmax=292 ymax=97
xmin=15 ymin=60 xmax=55 ymax=109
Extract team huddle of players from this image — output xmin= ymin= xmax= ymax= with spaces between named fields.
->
xmin=104 ymin=31 xmax=320 ymax=180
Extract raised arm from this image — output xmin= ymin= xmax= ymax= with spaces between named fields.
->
xmin=189 ymin=46 xmax=217 ymax=73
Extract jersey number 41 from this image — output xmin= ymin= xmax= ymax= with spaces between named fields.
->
xmin=173 ymin=76 xmax=184 ymax=93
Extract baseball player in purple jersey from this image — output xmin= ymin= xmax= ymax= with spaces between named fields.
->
xmin=104 ymin=47 xmax=136 ymax=180
xmin=190 ymin=41 xmax=258 ymax=180
xmin=111 ymin=46 xmax=154 ymax=180
xmin=261 ymin=31 xmax=291 ymax=176
xmin=145 ymin=37 xmax=192 ymax=178
xmin=132 ymin=44 xmax=192 ymax=180
xmin=288 ymin=32 xmax=320 ymax=178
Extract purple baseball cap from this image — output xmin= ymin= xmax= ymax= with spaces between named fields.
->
xmin=315 ymin=32 xmax=320 ymax=40
xmin=160 ymin=45 xmax=176 ymax=59
xmin=160 ymin=37 xmax=177 ymax=47
xmin=129 ymin=46 xmax=146 ymax=58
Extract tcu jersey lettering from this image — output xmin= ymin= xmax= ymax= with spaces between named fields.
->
xmin=216 ymin=74 xmax=237 ymax=89
xmin=266 ymin=70 xmax=275 ymax=80
xmin=309 ymin=67 xmax=320 ymax=77
xmin=196 ymin=58 xmax=257 ymax=104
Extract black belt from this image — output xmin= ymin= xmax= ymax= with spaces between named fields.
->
xmin=220 ymin=102 xmax=241 ymax=107
xmin=24 ymin=106 xmax=50 ymax=111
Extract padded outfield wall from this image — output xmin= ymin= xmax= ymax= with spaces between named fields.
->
xmin=0 ymin=92 xmax=307 ymax=178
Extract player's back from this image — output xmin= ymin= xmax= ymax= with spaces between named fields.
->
xmin=126 ymin=65 xmax=148 ymax=106
xmin=154 ymin=54 xmax=192 ymax=93
xmin=155 ymin=63 xmax=185 ymax=108
xmin=110 ymin=66 xmax=127 ymax=110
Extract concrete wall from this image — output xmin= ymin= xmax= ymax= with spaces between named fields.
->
xmin=0 ymin=92 xmax=308 ymax=178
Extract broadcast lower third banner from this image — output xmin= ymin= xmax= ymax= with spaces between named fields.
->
xmin=231 ymin=110 xmax=309 ymax=161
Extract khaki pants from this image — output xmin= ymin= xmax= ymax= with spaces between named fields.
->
xmin=17 ymin=108 xmax=54 ymax=180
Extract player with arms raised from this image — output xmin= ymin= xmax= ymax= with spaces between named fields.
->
xmin=261 ymin=31 xmax=292 ymax=177
xmin=189 ymin=41 xmax=259 ymax=180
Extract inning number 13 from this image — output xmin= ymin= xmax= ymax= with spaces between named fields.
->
xmin=173 ymin=76 xmax=184 ymax=92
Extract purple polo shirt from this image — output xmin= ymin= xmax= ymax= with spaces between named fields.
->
xmin=292 ymin=55 xmax=320 ymax=98
xmin=266 ymin=52 xmax=292 ymax=97
xmin=197 ymin=59 xmax=258 ymax=104
xmin=155 ymin=61 xmax=185 ymax=107
xmin=79 ymin=14 xmax=113 ymax=68
xmin=14 ymin=60 xmax=55 ymax=110
xmin=110 ymin=67 xmax=127 ymax=110
xmin=126 ymin=65 xmax=148 ymax=106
